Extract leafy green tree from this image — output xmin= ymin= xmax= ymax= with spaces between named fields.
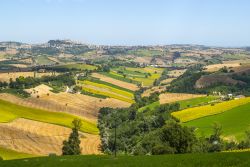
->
xmin=160 ymin=121 xmax=196 ymax=153
xmin=62 ymin=119 xmax=82 ymax=155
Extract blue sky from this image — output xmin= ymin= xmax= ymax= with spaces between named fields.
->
xmin=1 ymin=0 xmax=250 ymax=46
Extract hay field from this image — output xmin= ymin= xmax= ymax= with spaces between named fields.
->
xmin=92 ymin=73 xmax=138 ymax=91
xmin=160 ymin=78 xmax=175 ymax=85
xmin=0 ymin=72 xmax=56 ymax=82
xmin=159 ymin=93 xmax=205 ymax=104
xmin=172 ymin=97 xmax=250 ymax=122
xmin=167 ymin=69 xmax=186 ymax=78
xmin=0 ymin=118 xmax=100 ymax=156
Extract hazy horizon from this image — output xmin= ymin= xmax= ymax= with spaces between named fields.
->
xmin=1 ymin=0 xmax=250 ymax=47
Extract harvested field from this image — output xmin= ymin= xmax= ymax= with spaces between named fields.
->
xmin=159 ymin=93 xmax=205 ymax=104
xmin=167 ymin=69 xmax=186 ymax=78
xmin=0 ymin=72 xmax=56 ymax=82
xmin=0 ymin=118 xmax=100 ymax=156
xmin=134 ymin=57 xmax=152 ymax=64
xmin=8 ymin=64 xmax=28 ymax=68
xmin=160 ymin=78 xmax=175 ymax=85
xmin=92 ymin=73 xmax=138 ymax=91
xmin=142 ymin=86 xmax=166 ymax=97
xmin=204 ymin=63 xmax=241 ymax=72
xmin=25 ymin=84 xmax=53 ymax=97
xmin=0 ymin=93 xmax=130 ymax=122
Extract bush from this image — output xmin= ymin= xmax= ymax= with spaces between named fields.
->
xmin=152 ymin=145 xmax=175 ymax=155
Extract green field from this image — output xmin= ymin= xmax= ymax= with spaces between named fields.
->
xmin=138 ymin=96 xmax=218 ymax=112
xmin=0 ymin=99 xmax=98 ymax=134
xmin=110 ymin=67 xmax=164 ymax=86
xmin=127 ymin=49 xmax=163 ymax=57
xmin=80 ymin=80 xmax=134 ymax=103
xmin=35 ymin=55 xmax=55 ymax=65
xmin=1 ymin=152 xmax=250 ymax=167
xmin=0 ymin=147 xmax=36 ymax=160
xmin=55 ymin=63 xmax=97 ymax=70
xmin=172 ymin=97 xmax=250 ymax=122
xmin=184 ymin=102 xmax=250 ymax=140
xmin=178 ymin=96 xmax=219 ymax=109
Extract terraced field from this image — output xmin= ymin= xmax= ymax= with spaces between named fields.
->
xmin=0 ymin=119 xmax=100 ymax=156
xmin=0 ymin=98 xmax=98 ymax=134
xmin=172 ymin=97 xmax=250 ymax=122
xmin=184 ymin=102 xmax=250 ymax=140
xmin=79 ymin=80 xmax=134 ymax=103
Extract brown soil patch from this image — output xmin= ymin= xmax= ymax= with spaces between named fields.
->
xmin=159 ymin=93 xmax=205 ymax=104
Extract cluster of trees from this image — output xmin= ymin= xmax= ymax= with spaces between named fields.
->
xmin=98 ymin=101 xmax=250 ymax=155
xmin=98 ymin=101 xmax=182 ymax=155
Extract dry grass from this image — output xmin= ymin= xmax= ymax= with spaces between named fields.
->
xmin=0 ymin=72 xmax=56 ymax=82
xmin=160 ymin=78 xmax=175 ymax=85
xmin=25 ymin=84 xmax=53 ymax=98
xmin=92 ymin=73 xmax=139 ymax=91
xmin=167 ymin=70 xmax=186 ymax=78
xmin=159 ymin=93 xmax=206 ymax=104
xmin=142 ymin=86 xmax=166 ymax=97
xmin=0 ymin=118 xmax=100 ymax=156
xmin=204 ymin=63 xmax=241 ymax=72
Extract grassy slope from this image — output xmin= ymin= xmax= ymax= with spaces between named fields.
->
xmin=0 ymin=99 xmax=98 ymax=134
xmin=184 ymin=102 xmax=250 ymax=140
xmin=0 ymin=148 xmax=36 ymax=160
xmin=1 ymin=152 xmax=250 ymax=167
xmin=172 ymin=97 xmax=250 ymax=122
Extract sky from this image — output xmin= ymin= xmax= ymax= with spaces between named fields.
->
xmin=1 ymin=0 xmax=250 ymax=46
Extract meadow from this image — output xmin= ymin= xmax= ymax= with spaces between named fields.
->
xmin=184 ymin=102 xmax=250 ymax=140
xmin=172 ymin=97 xmax=250 ymax=122
xmin=0 ymin=99 xmax=98 ymax=134
xmin=1 ymin=152 xmax=250 ymax=167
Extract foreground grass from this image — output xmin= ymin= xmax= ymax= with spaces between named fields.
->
xmin=0 ymin=99 xmax=98 ymax=134
xmin=0 ymin=148 xmax=36 ymax=160
xmin=184 ymin=102 xmax=250 ymax=140
xmin=172 ymin=97 xmax=250 ymax=122
xmin=1 ymin=152 xmax=250 ymax=167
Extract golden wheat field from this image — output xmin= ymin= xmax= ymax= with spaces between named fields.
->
xmin=0 ymin=118 xmax=100 ymax=156
xmin=172 ymin=97 xmax=250 ymax=122
xmin=159 ymin=93 xmax=205 ymax=104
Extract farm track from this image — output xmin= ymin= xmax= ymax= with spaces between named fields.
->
xmin=0 ymin=119 xmax=101 ymax=155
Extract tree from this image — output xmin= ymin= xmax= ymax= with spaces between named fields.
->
xmin=62 ymin=119 xmax=82 ymax=155
xmin=208 ymin=123 xmax=223 ymax=152
xmin=160 ymin=121 xmax=196 ymax=153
